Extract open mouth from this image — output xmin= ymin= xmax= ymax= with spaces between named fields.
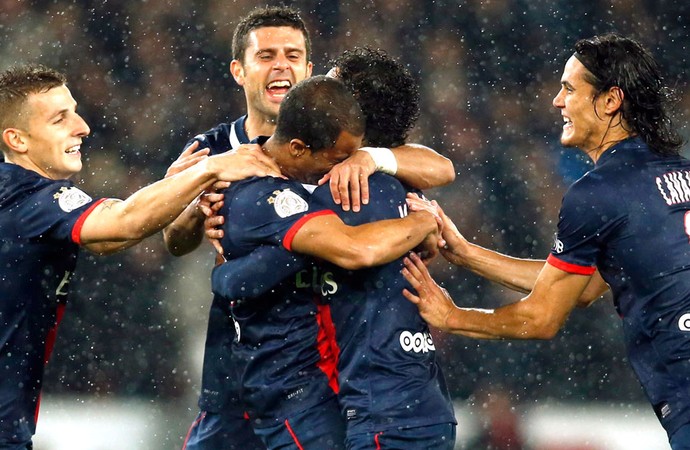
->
xmin=266 ymin=80 xmax=291 ymax=99
xmin=65 ymin=145 xmax=81 ymax=155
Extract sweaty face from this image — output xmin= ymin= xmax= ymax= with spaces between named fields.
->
xmin=20 ymin=85 xmax=90 ymax=180
xmin=552 ymin=56 xmax=609 ymax=152
xmin=233 ymin=26 xmax=312 ymax=125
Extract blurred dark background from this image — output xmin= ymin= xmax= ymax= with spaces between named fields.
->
xmin=0 ymin=0 xmax=687 ymax=445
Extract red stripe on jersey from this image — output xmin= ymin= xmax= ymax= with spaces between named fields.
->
xmin=71 ymin=198 xmax=107 ymax=245
xmin=547 ymin=254 xmax=596 ymax=275
xmin=182 ymin=411 xmax=206 ymax=450
xmin=37 ymin=302 xmax=67 ymax=423
xmin=285 ymin=419 xmax=305 ymax=450
xmin=315 ymin=303 xmax=340 ymax=394
xmin=283 ymin=210 xmax=337 ymax=251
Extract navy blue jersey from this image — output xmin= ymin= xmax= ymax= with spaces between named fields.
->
xmin=304 ymin=173 xmax=456 ymax=435
xmin=0 ymin=163 xmax=104 ymax=443
xmin=548 ymin=137 xmax=690 ymax=437
xmin=186 ymin=116 xmax=253 ymax=413
xmin=212 ymin=174 xmax=339 ymax=427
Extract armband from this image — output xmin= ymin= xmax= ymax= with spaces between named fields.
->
xmin=359 ymin=147 xmax=398 ymax=176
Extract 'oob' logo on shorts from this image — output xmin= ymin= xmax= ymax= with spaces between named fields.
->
xmin=399 ymin=330 xmax=436 ymax=353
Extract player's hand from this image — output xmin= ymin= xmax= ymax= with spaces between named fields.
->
xmin=402 ymin=252 xmax=456 ymax=331
xmin=200 ymin=191 xmax=225 ymax=254
xmin=433 ymin=203 xmax=472 ymax=268
xmin=405 ymin=193 xmax=445 ymax=246
xmin=166 ymin=141 xmax=210 ymax=178
xmin=415 ymin=232 xmax=441 ymax=265
xmin=318 ymin=149 xmax=377 ymax=212
xmin=211 ymin=143 xmax=283 ymax=182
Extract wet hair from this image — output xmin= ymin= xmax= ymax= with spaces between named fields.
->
xmin=274 ymin=75 xmax=364 ymax=151
xmin=0 ymin=64 xmax=67 ymax=152
xmin=574 ymin=33 xmax=683 ymax=156
xmin=232 ymin=5 xmax=311 ymax=64
xmin=330 ymin=47 xmax=419 ymax=148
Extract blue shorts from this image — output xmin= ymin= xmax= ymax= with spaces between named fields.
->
xmin=671 ymin=423 xmax=690 ymax=450
xmin=251 ymin=397 xmax=346 ymax=450
xmin=182 ymin=410 xmax=265 ymax=450
xmin=345 ymin=422 xmax=456 ymax=450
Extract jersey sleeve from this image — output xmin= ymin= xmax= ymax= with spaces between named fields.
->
xmin=19 ymin=182 xmax=105 ymax=245
xmin=211 ymin=245 xmax=309 ymax=300
xmin=221 ymin=179 xmax=315 ymax=256
xmin=548 ymin=176 xmax=624 ymax=275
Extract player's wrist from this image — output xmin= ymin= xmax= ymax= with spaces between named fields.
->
xmin=359 ymin=147 xmax=398 ymax=175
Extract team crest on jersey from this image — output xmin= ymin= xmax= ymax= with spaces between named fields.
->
xmin=53 ymin=186 xmax=92 ymax=212
xmin=268 ymin=189 xmax=308 ymax=218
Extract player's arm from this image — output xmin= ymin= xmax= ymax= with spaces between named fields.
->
xmin=287 ymin=208 xmax=439 ymax=270
xmin=163 ymin=143 xmax=277 ymax=256
xmin=407 ymin=193 xmax=610 ymax=303
xmin=402 ymin=252 xmax=590 ymax=339
xmin=212 ymin=246 xmax=309 ymax=300
xmin=319 ymin=144 xmax=454 ymax=212
xmin=79 ymin=146 xmax=281 ymax=255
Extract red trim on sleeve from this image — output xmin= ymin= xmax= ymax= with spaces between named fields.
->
xmin=547 ymin=254 xmax=596 ymax=275
xmin=283 ymin=210 xmax=337 ymax=251
xmin=71 ymin=198 xmax=107 ymax=245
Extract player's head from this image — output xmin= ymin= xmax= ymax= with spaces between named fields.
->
xmin=270 ymin=75 xmax=364 ymax=184
xmin=0 ymin=64 xmax=90 ymax=179
xmin=328 ymin=47 xmax=420 ymax=148
xmin=554 ymin=33 xmax=682 ymax=156
xmin=231 ymin=6 xmax=313 ymax=124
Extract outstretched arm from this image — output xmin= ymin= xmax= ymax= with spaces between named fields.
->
xmin=80 ymin=144 xmax=281 ymax=255
xmin=319 ymin=144 xmax=454 ymax=212
xmin=407 ymin=193 xmax=610 ymax=303
xmin=162 ymin=143 xmax=281 ymax=256
xmin=401 ymin=252 xmax=589 ymax=339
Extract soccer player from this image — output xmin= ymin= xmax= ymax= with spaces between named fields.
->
xmin=210 ymin=74 xmax=443 ymax=449
xmin=0 ymin=64 xmax=280 ymax=450
xmin=169 ymin=7 xmax=454 ymax=449
xmin=400 ymin=33 xmax=690 ymax=449
xmin=215 ymin=48 xmax=457 ymax=449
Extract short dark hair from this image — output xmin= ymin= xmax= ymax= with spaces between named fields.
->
xmin=0 ymin=64 xmax=67 ymax=151
xmin=232 ymin=6 xmax=311 ymax=64
xmin=330 ymin=47 xmax=420 ymax=148
xmin=274 ymin=75 xmax=364 ymax=151
xmin=574 ymin=33 xmax=683 ymax=156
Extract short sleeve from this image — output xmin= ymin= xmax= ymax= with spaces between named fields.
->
xmin=548 ymin=176 xmax=624 ymax=274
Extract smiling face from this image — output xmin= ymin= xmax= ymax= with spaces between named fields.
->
xmin=552 ymin=56 xmax=611 ymax=154
xmin=231 ymin=26 xmax=312 ymax=135
xmin=17 ymin=84 xmax=90 ymax=179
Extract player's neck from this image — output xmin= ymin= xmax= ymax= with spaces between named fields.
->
xmin=243 ymin=113 xmax=277 ymax=140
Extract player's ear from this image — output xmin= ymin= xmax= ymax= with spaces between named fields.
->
xmin=604 ymin=86 xmax=624 ymax=115
xmin=230 ymin=60 xmax=245 ymax=86
xmin=288 ymin=138 xmax=309 ymax=157
xmin=2 ymin=128 xmax=27 ymax=154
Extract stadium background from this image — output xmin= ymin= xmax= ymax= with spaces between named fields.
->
xmin=0 ymin=0 xmax=688 ymax=448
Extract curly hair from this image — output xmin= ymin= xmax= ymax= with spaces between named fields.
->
xmin=574 ymin=33 xmax=683 ymax=156
xmin=232 ymin=5 xmax=311 ymax=64
xmin=330 ymin=47 xmax=420 ymax=148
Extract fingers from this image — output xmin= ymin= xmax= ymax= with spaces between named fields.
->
xmin=211 ymin=238 xmax=224 ymax=255
xmin=401 ymin=287 xmax=421 ymax=305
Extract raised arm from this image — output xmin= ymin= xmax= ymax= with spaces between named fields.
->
xmin=79 ymin=147 xmax=281 ymax=255
xmin=318 ymin=144 xmax=455 ymax=212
